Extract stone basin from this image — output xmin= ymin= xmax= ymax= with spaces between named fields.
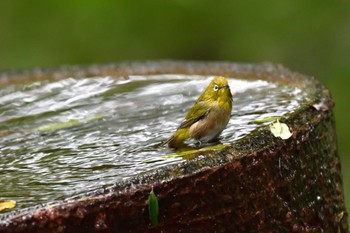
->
xmin=0 ymin=61 xmax=347 ymax=232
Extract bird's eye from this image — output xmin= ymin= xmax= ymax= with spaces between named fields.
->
xmin=213 ymin=84 xmax=219 ymax=92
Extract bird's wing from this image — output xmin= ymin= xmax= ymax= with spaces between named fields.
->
xmin=178 ymin=101 xmax=210 ymax=129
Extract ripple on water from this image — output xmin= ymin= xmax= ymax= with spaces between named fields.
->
xmin=0 ymin=75 xmax=308 ymax=209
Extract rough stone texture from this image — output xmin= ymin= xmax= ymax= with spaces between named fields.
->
xmin=0 ymin=61 xmax=347 ymax=233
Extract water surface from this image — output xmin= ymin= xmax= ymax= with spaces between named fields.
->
xmin=0 ymin=75 xmax=307 ymax=209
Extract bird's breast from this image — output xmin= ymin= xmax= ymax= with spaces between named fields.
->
xmin=189 ymin=107 xmax=231 ymax=142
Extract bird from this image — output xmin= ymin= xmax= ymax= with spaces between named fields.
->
xmin=161 ymin=76 xmax=233 ymax=148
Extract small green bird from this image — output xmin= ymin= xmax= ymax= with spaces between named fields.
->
xmin=162 ymin=76 xmax=233 ymax=148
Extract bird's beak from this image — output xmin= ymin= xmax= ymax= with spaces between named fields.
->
xmin=220 ymin=85 xmax=229 ymax=90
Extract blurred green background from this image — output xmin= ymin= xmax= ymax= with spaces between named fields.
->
xmin=0 ymin=0 xmax=349 ymax=218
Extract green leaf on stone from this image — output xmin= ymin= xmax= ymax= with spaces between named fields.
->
xmin=148 ymin=188 xmax=159 ymax=226
xmin=269 ymin=119 xmax=292 ymax=140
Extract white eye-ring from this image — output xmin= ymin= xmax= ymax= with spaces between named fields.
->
xmin=213 ymin=84 xmax=219 ymax=92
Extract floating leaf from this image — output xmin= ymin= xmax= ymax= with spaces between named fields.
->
xmin=142 ymin=143 xmax=229 ymax=163
xmin=0 ymin=130 xmax=16 ymax=137
xmin=148 ymin=188 xmax=159 ymax=226
xmin=0 ymin=200 xmax=16 ymax=212
xmin=36 ymin=114 xmax=106 ymax=132
xmin=269 ymin=119 xmax=292 ymax=140
xmin=253 ymin=116 xmax=280 ymax=124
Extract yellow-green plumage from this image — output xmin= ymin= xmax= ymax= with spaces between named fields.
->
xmin=162 ymin=76 xmax=233 ymax=148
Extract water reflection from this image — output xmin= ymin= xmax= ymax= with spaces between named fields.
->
xmin=0 ymin=75 xmax=307 ymax=208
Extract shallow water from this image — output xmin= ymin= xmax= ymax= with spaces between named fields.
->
xmin=0 ymin=75 xmax=307 ymax=209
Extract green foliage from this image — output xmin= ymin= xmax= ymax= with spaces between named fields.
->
xmin=148 ymin=188 xmax=159 ymax=227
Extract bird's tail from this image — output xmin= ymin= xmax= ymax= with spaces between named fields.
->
xmin=159 ymin=129 xmax=189 ymax=148
xmin=159 ymin=134 xmax=176 ymax=147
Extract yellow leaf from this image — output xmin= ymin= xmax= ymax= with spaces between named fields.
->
xmin=269 ymin=119 xmax=292 ymax=140
xmin=0 ymin=200 xmax=16 ymax=212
